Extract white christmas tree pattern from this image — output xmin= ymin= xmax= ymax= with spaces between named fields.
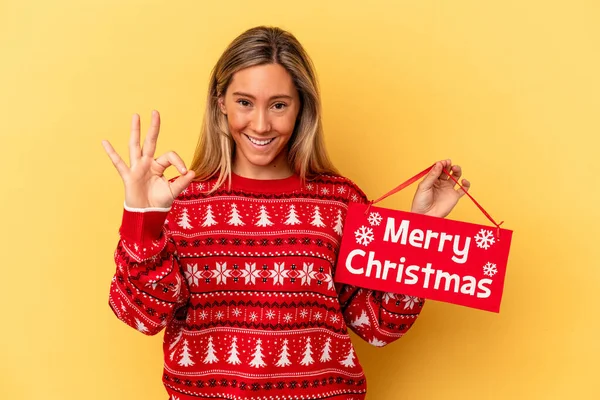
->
xmin=227 ymin=336 xmax=242 ymax=365
xmin=169 ymin=330 xmax=183 ymax=361
xmin=284 ymin=204 xmax=302 ymax=225
xmin=355 ymin=226 xmax=374 ymax=246
xmin=300 ymin=337 xmax=314 ymax=366
xmin=350 ymin=310 xmax=371 ymax=328
xmin=202 ymin=205 xmax=218 ymax=227
xmin=483 ymin=262 xmax=498 ymax=277
xmin=333 ymin=209 xmax=344 ymax=236
xmin=368 ymin=212 xmax=382 ymax=226
xmin=227 ymin=203 xmax=245 ymax=226
xmin=339 ymin=347 xmax=356 ymax=368
xmin=171 ymin=274 xmax=182 ymax=301
xmin=203 ymin=336 xmax=219 ymax=364
xmin=368 ymin=337 xmax=387 ymax=347
xmin=177 ymin=208 xmax=193 ymax=229
xmin=310 ymin=205 xmax=326 ymax=227
xmin=178 ymin=339 xmax=195 ymax=367
xmin=255 ymin=205 xmax=274 ymax=227
xmin=474 ymin=229 xmax=495 ymax=249
xmin=249 ymin=338 xmax=267 ymax=368
xmin=275 ymin=339 xmax=292 ymax=367
xmin=320 ymin=337 xmax=332 ymax=362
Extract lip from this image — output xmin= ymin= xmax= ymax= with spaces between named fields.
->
xmin=244 ymin=133 xmax=276 ymax=147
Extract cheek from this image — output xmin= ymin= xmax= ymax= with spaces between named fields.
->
xmin=273 ymin=115 xmax=298 ymax=135
xmin=227 ymin=112 xmax=248 ymax=133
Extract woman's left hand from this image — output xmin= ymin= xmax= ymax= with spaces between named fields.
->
xmin=410 ymin=159 xmax=471 ymax=218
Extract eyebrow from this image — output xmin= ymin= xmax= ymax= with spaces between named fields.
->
xmin=232 ymin=91 xmax=294 ymax=100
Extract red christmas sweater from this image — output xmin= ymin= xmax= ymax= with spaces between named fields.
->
xmin=109 ymin=173 xmax=424 ymax=400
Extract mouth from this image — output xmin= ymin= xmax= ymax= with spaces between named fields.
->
xmin=244 ymin=133 xmax=276 ymax=147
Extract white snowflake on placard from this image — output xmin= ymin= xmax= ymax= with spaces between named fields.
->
xmin=283 ymin=313 xmax=293 ymax=323
xmin=354 ymin=225 xmax=374 ymax=246
xmin=232 ymin=308 xmax=242 ymax=317
xmin=402 ymin=295 xmax=420 ymax=310
xmin=215 ymin=311 xmax=224 ymax=320
xmin=483 ymin=262 xmax=498 ymax=277
xmin=337 ymin=186 xmax=347 ymax=194
xmin=474 ymin=229 xmax=495 ymax=250
xmin=321 ymin=187 xmax=330 ymax=195
xmin=265 ymin=310 xmax=276 ymax=320
xmin=299 ymin=309 xmax=309 ymax=319
xmin=184 ymin=264 xmax=201 ymax=286
xmin=368 ymin=212 xmax=382 ymax=226
xmin=199 ymin=310 xmax=208 ymax=320
xmin=249 ymin=312 xmax=258 ymax=322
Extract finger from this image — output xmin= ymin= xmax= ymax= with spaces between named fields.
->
xmin=102 ymin=140 xmax=130 ymax=179
xmin=129 ymin=113 xmax=142 ymax=165
xmin=436 ymin=159 xmax=451 ymax=180
xmin=418 ymin=161 xmax=444 ymax=190
xmin=449 ymin=164 xmax=462 ymax=183
xmin=457 ymin=179 xmax=471 ymax=198
xmin=142 ymin=110 xmax=160 ymax=157
xmin=154 ymin=151 xmax=189 ymax=176
xmin=169 ymin=170 xmax=196 ymax=197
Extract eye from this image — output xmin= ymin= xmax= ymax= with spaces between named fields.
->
xmin=273 ymin=102 xmax=287 ymax=110
xmin=237 ymin=99 xmax=251 ymax=107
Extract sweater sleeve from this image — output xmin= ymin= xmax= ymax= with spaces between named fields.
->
xmin=108 ymin=202 xmax=190 ymax=336
xmin=336 ymin=179 xmax=425 ymax=347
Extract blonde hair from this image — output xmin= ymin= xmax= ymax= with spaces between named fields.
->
xmin=189 ymin=26 xmax=338 ymax=190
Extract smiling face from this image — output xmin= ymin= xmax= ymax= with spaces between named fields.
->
xmin=219 ymin=63 xmax=301 ymax=179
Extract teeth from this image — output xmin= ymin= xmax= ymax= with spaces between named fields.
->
xmin=246 ymin=135 xmax=275 ymax=146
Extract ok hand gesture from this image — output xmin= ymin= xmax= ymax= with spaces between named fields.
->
xmin=101 ymin=110 xmax=195 ymax=209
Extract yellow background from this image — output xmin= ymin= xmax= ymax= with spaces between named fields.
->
xmin=1 ymin=0 xmax=598 ymax=399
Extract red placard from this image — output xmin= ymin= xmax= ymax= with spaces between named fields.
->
xmin=335 ymin=204 xmax=512 ymax=312
xmin=334 ymin=166 xmax=513 ymax=313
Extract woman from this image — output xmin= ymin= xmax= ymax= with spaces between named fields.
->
xmin=102 ymin=26 xmax=469 ymax=400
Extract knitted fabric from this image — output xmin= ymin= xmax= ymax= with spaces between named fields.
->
xmin=109 ymin=173 xmax=424 ymax=400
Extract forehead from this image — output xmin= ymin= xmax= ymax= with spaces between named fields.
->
xmin=227 ymin=63 xmax=298 ymax=98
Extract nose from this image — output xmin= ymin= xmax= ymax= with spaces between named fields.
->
xmin=251 ymin=108 xmax=271 ymax=135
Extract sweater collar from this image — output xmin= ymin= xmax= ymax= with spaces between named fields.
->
xmin=229 ymin=172 xmax=302 ymax=193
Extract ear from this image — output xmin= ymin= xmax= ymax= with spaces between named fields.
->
xmin=218 ymin=96 xmax=227 ymax=115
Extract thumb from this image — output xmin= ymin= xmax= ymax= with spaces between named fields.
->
xmin=169 ymin=170 xmax=196 ymax=197
xmin=418 ymin=162 xmax=443 ymax=191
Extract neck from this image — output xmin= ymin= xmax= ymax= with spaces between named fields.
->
xmin=232 ymin=152 xmax=293 ymax=180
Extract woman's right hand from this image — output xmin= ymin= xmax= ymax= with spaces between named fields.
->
xmin=101 ymin=110 xmax=196 ymax=209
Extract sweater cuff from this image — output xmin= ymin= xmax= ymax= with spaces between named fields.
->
xmin=119 ymin=204 xmax=171 ymax=245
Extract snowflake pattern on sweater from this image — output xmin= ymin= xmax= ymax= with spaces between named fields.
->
xmin=109 ymin=173 xmax=424 ymax=400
